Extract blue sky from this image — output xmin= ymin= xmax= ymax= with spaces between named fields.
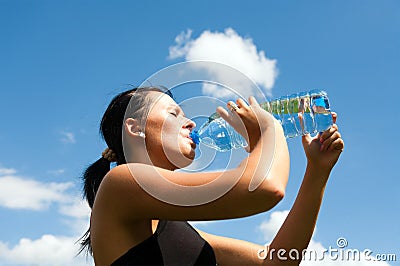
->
xmin=0 ymin=1 xmax=399 ymax=265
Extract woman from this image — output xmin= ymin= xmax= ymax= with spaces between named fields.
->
xmin=80 ymin=86 xmax=344 ymax=265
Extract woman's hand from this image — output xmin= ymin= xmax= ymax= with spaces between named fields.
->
xmin=302 ymin=112 xmax=344 ymax=174
xmin=217 ymin=96 xmax=278 ymax=152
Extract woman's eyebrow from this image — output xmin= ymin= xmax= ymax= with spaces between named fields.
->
xmin=168 ymin=104 xmax=185 ymax=116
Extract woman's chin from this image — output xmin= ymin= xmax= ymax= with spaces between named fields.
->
xmin=165 ymin=149 xmax=195 ymax=169
xmin=184 ymin=148 xmax=196 ymax=161
xmin=178 ymin=153 xmax=195 ymax=168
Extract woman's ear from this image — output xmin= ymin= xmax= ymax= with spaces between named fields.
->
xmin=125 ymin=118 xmax=145 ymax=138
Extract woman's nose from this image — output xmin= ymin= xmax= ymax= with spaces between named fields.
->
xmin=183 ymin=118 xmax=196 ymax=131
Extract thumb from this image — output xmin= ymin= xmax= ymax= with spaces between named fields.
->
xmin=331 ymin=112 xmax=337 ymax=124
xmin=302 ymin=133 xmax=313 ymax=146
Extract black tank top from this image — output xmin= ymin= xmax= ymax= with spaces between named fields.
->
xmin=111 ymin=220 xmax=217 ymax=265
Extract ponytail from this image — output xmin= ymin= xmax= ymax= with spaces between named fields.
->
xmin=78 ymin=157 xmax=111 ymax=255
xmin=83 ymin=157 xmax=111 ymax=209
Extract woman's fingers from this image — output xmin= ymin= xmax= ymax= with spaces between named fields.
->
xmin=227 ymin=101 xmax=239 ymax=112
xmin=320 ymin=125 xmax=342 ymax=151
xmin=224 ymin=96 xmax=260 ymax=113
xmin=321 ymin=131 xmax=341 ymax=151
xmin=216 ymin=102 xmax=241 ymax=124
xmin=328 ymin=138 xmax=344 ymax=152
xmin=248 ymin=96 xmax=259 ymax=106
xmin=319 ymin=124 xmax=338 ymax=143
xmin=236 ymin=98 xmax=248 ymax=110
xmin=332 ymin=112 xmax=337 ymax=124
xmin=218 ymin=96 xmax=261 ymax=123
xmin=318 ymin=112 xmax=340 ymax=151
xmin=216 ymin=106 xmax=231 ymax=121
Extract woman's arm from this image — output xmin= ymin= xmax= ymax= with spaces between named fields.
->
xmin=264 ymin=115 xmax=343 ymax=265
xmin=94 ymin=97 xmax=290 ymax=222
xmin=196 ymin=165 xmax=331 ymax=266
xmin=198 ymin=115 xmax=344 ymax=265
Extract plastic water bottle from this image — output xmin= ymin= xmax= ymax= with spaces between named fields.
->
xmin=189 ymin=89 xmax=333 ymax=152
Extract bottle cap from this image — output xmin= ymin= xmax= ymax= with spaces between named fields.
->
xmin=189 ymin=130 xmax=200 ymax=145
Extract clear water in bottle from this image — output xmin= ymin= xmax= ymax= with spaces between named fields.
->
xmin=310 ymin=90 xmax=333 ymax=132
xmin=297 ymin=91 xmax=316 ymax=135
xmin=279 ymin=95 xmax=299 ymax=138
xmin=191 ymin=117 xmax=247 ymax=152
xmin=189 ymin=89 xmax=333 ymax=151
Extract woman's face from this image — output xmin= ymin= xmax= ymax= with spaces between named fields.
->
xmin=143 ymin=92 xmax=196 ymax=170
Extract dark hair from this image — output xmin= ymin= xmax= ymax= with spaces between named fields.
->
xmin=78 ymin=86 xmax=173 ymax=255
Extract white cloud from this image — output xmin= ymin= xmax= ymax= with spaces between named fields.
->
xmin=58 ymin=195 xmax=91 ymax=234
xmin=0 ymin=195 xmax=92 ymax=265
xmin=60 ymin=130 xmax=76 ymax=144
xmin=0 ymin=164 xmax=93 ymax=265
xmin=0 ymin=234 xmax=93 ymax=266
xmin=258 ymin=210 xmax=290 ymax=242
xmin=59 ymin=197 xmax=91 ymax=219
xmin=0 ymin=165 xmax=88 ymax=217
xmin=169 ymin=29 xmax=193 ymax=59
xmin=0 ymin=167 xmax=17 ymax=176
xmin=48 ymin=168 xmax=66 ymax=175
xmin=258 ymin=210 xmax=391 ymax=265
xmin=0 ymin=175 xmax=73 ymax=210
xmin=169 ymin=28 xmax=278 ymax=98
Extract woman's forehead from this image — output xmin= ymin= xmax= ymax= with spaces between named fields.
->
xmin=151 ymin=92 xmax=177 ymax=107
xmin=146 ymin=92 xmax=182 ymax=114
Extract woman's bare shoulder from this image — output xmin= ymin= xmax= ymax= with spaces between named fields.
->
xmin=103 ymin=163 xmax=149 ymax=182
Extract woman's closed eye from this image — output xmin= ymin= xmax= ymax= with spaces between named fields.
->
xmin=167 ymin=104 xmax=186 ymax=118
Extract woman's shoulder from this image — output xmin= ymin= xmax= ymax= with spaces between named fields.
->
xmin=106 ymin=163 xmax=129 ymax=176
xmin=104 ymin=163 xmax=150 ymax=181
xmin=104 ymin=163 xmax=174 ymax=187
xmin=100 ymin=163 xmax=168 ymax=199
xmin=94 ymin=164 xmax=150 ymax=220
xmin=97 ymin=164 xmax=142 ymax=199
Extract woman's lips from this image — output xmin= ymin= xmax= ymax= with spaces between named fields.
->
xmin=186 ymin=136 xmax=196 ymax=149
